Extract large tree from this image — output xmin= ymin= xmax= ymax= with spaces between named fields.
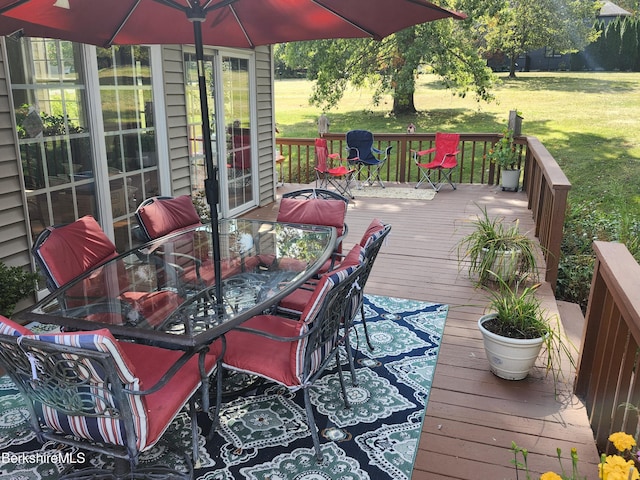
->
xmin=277 ymin=7 xmax=495 ymax=115
xmin=480 ymin=0 xmax=600 ymax=77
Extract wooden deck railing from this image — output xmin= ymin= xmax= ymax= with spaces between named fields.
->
xmin=574 ymin=241 xmax=640 ymax=454
xmin=276 ymin=132 xmax=570 ymax=288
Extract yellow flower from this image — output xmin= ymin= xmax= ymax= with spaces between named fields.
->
xmin=599 ymin=454 xmax=640 ymax=480
xmin=540 ymin=472 xmax=563 ymax=480
xmin=610 ymin=432 xmax=637 ymax=452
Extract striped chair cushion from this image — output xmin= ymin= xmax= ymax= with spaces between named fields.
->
xmin=26 ymin=329 xmax=149 ymax=450
xmin=278 ymin=244 xmax=365 ymax=315
xmin=0 ymin=316 xmax=32 ymax=336
xmin=360 ymin=218 xmax=388 ymax=249
xmin=223 ymin=262 xmax=360 ymax=388
xmin=293 ymin=263 xmax=359 ymax=382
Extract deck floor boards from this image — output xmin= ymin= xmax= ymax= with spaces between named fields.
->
xmin=243 ymin=183 xmax=600 ymax=479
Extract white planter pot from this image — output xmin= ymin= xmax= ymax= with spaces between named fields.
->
xmin=478 ymin=313 xmax=545 ymax=380
xmin=501 ymin=169 xmax=520 ymax=192
xmin=481 ymin=247 xmax=521 ymax=283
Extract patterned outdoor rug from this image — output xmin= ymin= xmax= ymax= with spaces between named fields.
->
xmin=0 ymin=294 xmax=447 ymax=480
xmin=351 ymin=186 xmax=436 ymax=201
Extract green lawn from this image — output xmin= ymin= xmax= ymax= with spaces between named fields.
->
xmin=274 ymin=72 xmax=640 ymax=217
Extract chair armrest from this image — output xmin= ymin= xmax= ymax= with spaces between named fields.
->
xmin=233 ymin=323 xmax=310 ymax=342
xmin=414 ymin=146 xmax=437 ymax=156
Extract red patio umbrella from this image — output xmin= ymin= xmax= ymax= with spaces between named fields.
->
xmin=0 ymin=0 xmax=465 ymax=310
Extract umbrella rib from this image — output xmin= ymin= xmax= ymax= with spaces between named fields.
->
xmin=107 ymin=0 xmax=147 ymax=47
xmin=311 ymin=0 xmax=381 ymax=39
xmin=228 ymin=4 xmax=254 ymax=48
xmin=203 ymin=0 xmax=238 ymax=12
xmin=0 ymin=0 xmax=29 ymax=15
xmin=403 ymin=0 xmax=467 ymax=19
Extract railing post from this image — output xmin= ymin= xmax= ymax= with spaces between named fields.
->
xmin=399 ymin=139 xmax=408 ymax=183
xmin=574 ymin=241 xmax=640 ymax=453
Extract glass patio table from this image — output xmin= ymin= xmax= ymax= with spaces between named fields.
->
xmin=15 ymin=219 xmax=336 ymax=351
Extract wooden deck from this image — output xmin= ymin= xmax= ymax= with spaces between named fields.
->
xmin=243 ymin=183 xmax=600 ymax=479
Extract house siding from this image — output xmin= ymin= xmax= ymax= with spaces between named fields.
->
xmin=255 ymin=46 xmax=275 ymax=206
xmin=0 ymin=40 xmax=31 ymax=269
xmin=161 ymin=45 xmax=192 ymax=195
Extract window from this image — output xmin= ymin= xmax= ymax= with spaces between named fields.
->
xmin=9 ymin=40 xmax=161 ymax=253
xmin=8 ymin=38 xmax=95 ymax=240
xmin=97 ymin=46 xmax=160 ymax=249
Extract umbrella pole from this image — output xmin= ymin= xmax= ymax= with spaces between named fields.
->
xmin=193 ymin=19 xmax=224 ymax=312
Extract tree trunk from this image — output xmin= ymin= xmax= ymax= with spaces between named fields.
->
xmin=509 ymin=56 xmax=518 ymax=78
xmin=392 ymin=93 xmax=417 ymax=115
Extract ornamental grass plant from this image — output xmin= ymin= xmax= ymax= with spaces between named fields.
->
xmin=482 ymin=274 xmax=576 ymax=385
xmin=457 ymin=205 xmax=539 ymax=285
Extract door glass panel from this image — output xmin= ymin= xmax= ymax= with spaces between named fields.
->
xmin=98 ymin=46 xmax=159 ymax=250
xmin=223 ymin=56 xmax=253 ymax=211
xmin=184 ymin=51 xmax=216 ymax=205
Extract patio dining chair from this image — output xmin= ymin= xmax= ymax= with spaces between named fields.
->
xmin=346 ymin=130 xmax=392 ymax=189
xmin=218 ymin=261 xmax=365 ymax=462
xmin=278 ymin=218 xmax=392 ymax=352
xmin=278 ymin=188 xmax=349 ymax=257
xmin=0 ymin=316 xmax=221 ymax=479
xmin=411 ymin=132 xmax=460 ymax=191
xmin=134 ymin=195 xmax=214 ymax=286
xmin=32 ymin=215 xmax=182 ymax=327
xmin=134 ymin=195 xmax=202 ymax=242
xmin=135 ymin=195 xmax=260 ymax=287
xmin=314 ymin=137 xmax=355 ymax=199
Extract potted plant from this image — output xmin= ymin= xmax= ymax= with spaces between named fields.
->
xmin=478 ymin=275 xmax=572 ymax=381
xmin=0 ymin=262 xmax=39 ymax=317
xmin=488 ymin=128 xmax=520 ymax=191
xmin=457 ymin=205 xmax=538 ymax=285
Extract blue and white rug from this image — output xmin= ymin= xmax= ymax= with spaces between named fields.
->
xmin=0 ymin=294 xmax=447 ymax=480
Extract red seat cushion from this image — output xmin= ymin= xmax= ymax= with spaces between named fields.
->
xmin=28 ymin=328 xmax=219 ymax=452
xmin=120 ymin=290 xmax=183 ymax=327
xmin=137 ymin=196 xmax=201 ymax=240
xmin=37 ymin=215 xmax=119 ymax=287
xmin=223 ymin=315 xmax=302 ymax=387
xmin=276 ymin=197 xmax=346 ymax=237
xmin=120 ymin=340 xmax=219 ymax=448
xmin=360 ymin=218 xmax=386 ymax=248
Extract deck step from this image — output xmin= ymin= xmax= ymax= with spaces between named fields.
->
xmin=558 ymin=300 xmax=586 ymax=358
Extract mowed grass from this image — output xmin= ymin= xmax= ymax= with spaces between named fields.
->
xmin=274 ymin=72 xmax=640 ymax=216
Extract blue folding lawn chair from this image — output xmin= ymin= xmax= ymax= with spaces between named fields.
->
xmin=346 ymin=130 xmax=392 ymax=189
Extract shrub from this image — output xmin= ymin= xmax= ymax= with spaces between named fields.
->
xmin=557 ymin=202 xmax=640 ymax=312
xmin=0 ymin=262 xmax=39 ymax=317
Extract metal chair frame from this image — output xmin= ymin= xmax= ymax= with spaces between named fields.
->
xmin=345 ymin=130 xmax=392 ymax=189
xmin=314 ymin=138 xmax=355 ymax=199
xmin=219 ymin=263 xmax=365 ymax=463
xmin=412 ymin=132 xmax=460 ymax=192
xmin=352 ymin=223 xmax=392 ymax=351
xmin=0 ymin=333 xmax=214 ymax=479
